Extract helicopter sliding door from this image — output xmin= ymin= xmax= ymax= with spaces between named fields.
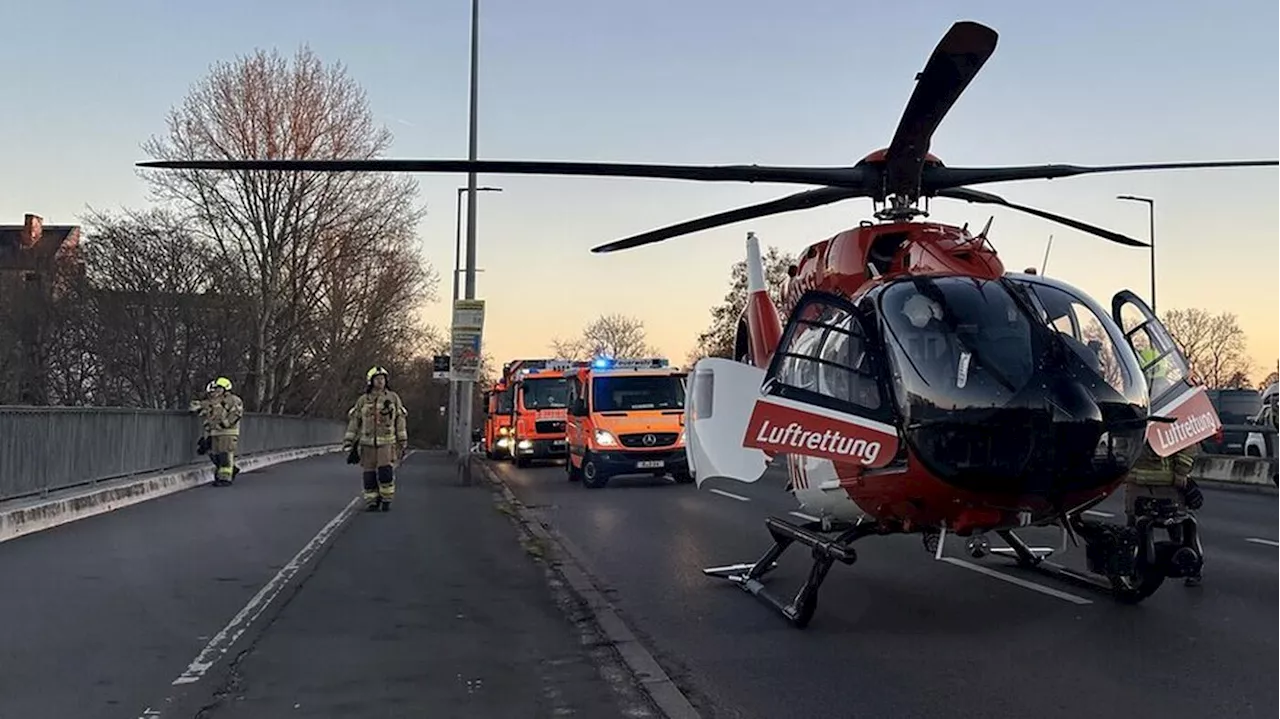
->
xmin=684 ymin=358 xmax=770 ymax=486
xmin=745 ymin=292 xmax=899 ymax=468
xmin=1111 ymin=290 xmax=1221 ymax=456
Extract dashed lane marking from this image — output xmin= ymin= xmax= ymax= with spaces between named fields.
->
xmin=938 ymin=557 xmax=1094 ymax=605
xmin=789 ymin=511 xmax=821 ymax=523
xmin=1245 ymin=537 xmax=1279 ymax=548
xmin=709 ymin=488 xmax=751 ymax=502
xmin=1083 ymin=509 xmax=1115 ymax=518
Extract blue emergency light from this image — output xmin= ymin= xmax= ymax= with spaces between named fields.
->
xmin=589 ymin=357 xmax=669 ymax=370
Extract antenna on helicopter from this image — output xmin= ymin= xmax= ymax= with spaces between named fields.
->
xmin=976 ymin=215 xmax=994 ymax=240
xmin=1041 ymin=234 xmax=1054 ymax=275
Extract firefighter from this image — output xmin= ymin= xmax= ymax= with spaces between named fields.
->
xmin=1123 ymin=438 xmax=1205 ymax=586
xmin=343 ymin=366 xmax=409 ymax=511
xmin=1123 ymin=344 xmax=1205 ymax=586
xmin=199 ymin=377 xmax=244 ymax=486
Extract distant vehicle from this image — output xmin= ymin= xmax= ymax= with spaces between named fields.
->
xmin=1202 ymin=388 xmax=1262 ymax=455
xmin=1245 ymin=382 xmax=1278 ymax=461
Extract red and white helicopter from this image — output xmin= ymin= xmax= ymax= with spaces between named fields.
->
xmin=139 ymin=20 xmax=1276 ymax=627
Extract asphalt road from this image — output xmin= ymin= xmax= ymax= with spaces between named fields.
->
xmin=0 ymin=451 xmax=655 ymax=719
xmin=494 ymin=457 xmax=1279 ymax=719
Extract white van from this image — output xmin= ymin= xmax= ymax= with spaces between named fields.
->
xmin=1245 ymin=382 xmax=1277 ymax=459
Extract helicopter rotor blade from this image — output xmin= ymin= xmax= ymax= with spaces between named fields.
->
xmin=937 ymin=187 xmax=1150 ymax=248
xmin=925 ymin=159 xmax=1279 ymax=191
xmin=590 ymin=186 xmax=864 ymax=253
xmin=883 ymin=21 xmax=999 ymax=200
xmin=136 ymin=158 xmax=870 ymax=188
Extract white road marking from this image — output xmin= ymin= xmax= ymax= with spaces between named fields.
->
xmin=938 ymin=557 xmax=1094 ymax=605
xmin=1245 ymin=538 xmax=1280 ymax=548
xmin=168 ymin=496 xmax=362 ymax=686
xmin=1083 ymin=509 xmax=1114 ymax=518
xmin=790 ymin=511 xmax=821 ymax=523
xmin=709 ymin=488 xmax=750 ymax=502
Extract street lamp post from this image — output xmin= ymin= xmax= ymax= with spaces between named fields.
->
xmin=452 ymin=186 xmax=503 ymax=303
xmin=448 ymin=185 xmax=501 ymax=456
xmin=1117 ymin=194 xmax=1156 ymax=313
xmin=456 ymin=0 xmax=483 ymax=478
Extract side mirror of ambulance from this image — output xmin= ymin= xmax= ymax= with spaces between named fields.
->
xmin=571 ymin=399 xmax=588 ymax=416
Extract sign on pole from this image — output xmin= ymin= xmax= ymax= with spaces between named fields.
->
xmin=432 ymin=355 xmax=451 ymax=380
xmin=450 ymin=299 xmax=486 ymax=381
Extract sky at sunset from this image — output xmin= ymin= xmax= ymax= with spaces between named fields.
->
xmin=4 ymin=0 xmax=1277 ymax=381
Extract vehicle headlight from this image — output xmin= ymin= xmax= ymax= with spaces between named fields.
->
xmin=496 ymin=437 xmax=510 ymax=447
xmin=594 ymin=429 xmax=617 ymax=446
xmin=678 ymin=429 xmax=686 ymax=445
xmin=517 ymin=439 xmax=533 ymax=449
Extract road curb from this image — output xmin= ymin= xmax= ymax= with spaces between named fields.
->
xmin=477 ymin=459 xmax=703 ymax=719
xmin=0 ymin=445 xmax=342 ymax=545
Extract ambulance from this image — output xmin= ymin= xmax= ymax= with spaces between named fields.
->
xmin=563 ymin=357 xmax=692 ymax=489
xmin=482 ymin=381 xmax=515 ymax=459
xmin=509 ymin=359 xmax=585 ymax=467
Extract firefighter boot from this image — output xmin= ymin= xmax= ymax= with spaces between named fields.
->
xmin=362 ymin=471 xmax=381 ymax=511
xmin=212 ymin=453 xmax=232 ymax=486
xmin=376 ymin=465 xmax=396 ymax=512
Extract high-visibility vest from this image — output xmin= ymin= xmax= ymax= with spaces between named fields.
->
xmin=1139 ymin=347 xmax=1169 ymax=379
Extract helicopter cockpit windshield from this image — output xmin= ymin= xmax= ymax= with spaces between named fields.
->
xmin=878 ymin=277 xmax=1038 ymax=412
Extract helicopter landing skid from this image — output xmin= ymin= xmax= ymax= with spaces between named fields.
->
xmin=703 ymin=516 xmax=881 ymax=629
xmin=983 ymin=527 xmax=1118 ymax=593
xmin=973 ymin=518 xmax=1186 ymax=601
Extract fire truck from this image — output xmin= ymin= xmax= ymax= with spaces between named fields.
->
xmin=563 ymin=357 xmax=691 ymax=488
xmin=507 ymin=359 xmax=587 ymax=467
xmin=482 ymin=380 xmax=515 ymax=459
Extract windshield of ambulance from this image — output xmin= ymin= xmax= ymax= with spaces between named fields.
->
xmin=493 ymin=387 xmax=514 ymax=414
xmin=520 ymin=377 xmax=569 ymax=409
xmin=878 ymin=276 xmax=1039 ymax=409
xmin=592 ymin=374 xmax=685 ymax=412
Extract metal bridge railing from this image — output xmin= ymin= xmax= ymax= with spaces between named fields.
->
xmin=0 ymin=407 xmax=346 ymax=502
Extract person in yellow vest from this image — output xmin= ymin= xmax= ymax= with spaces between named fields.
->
xmin=342 ymin=366 xmax=409 ymax=511
xmin=1125 ymin=344 xmax=1205 ymax=586
xmin=1123 ymin=440 xmax=1204 ymax=586
xmin=197 ymin=377 xmax=244 ymax=487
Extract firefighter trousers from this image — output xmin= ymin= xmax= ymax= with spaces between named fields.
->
xmin=359 ymin=444 xmax=398 ymax=507
xmin=209 ymin=435 xmax=239 ymax=484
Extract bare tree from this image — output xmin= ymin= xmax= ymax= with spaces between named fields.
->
xmin=1160 ymin=308 xmax=1253 ymax=388
xmin=689 ymin=245 xmax=796 ymax=362
xmin=1260 ymin=369 xmax=1278 ymax=390
xmin=78 ymin=207 xmax=251 ymax=409
xmin=140 ymin=45 xmax=432 ymax=412
xmin=551 ymin=313 xmax=653 ymax=360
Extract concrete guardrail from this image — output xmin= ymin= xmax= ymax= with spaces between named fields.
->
xmin=0 ymin=407 xmax=347 ymax=544
xmin=0 ymin=407 xmax=346 ymax=502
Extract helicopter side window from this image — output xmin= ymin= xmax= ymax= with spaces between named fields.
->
xmin=1114 ymin=302 xmax=1189 ymax=405
xmin=766 ymin=292 xmax=891 ymax=423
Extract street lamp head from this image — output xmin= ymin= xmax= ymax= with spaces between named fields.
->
xmin=1116 ymin=194 xmax=1153 ymax=203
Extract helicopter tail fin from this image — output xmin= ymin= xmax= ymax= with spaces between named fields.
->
xmin=743 ymin=232 xmax=783 ymax=368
